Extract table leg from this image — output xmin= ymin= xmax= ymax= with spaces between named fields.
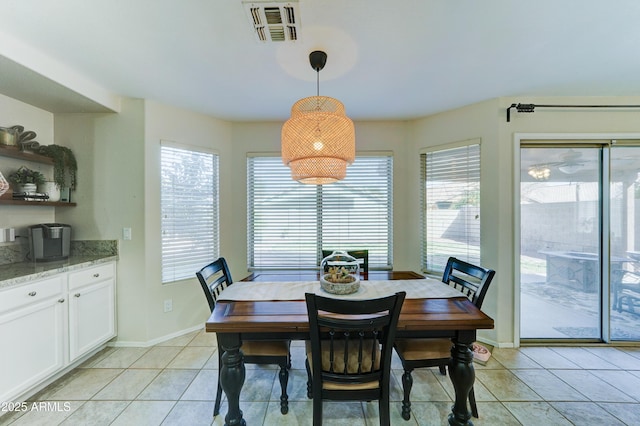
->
xmin=217 ymin=333 xmax=246 ymax=426
xmin=447 ymin=332 xmax=475 ymax=426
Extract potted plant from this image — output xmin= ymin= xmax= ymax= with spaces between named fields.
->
xmin=37 ymin=144 xmax=77 ymax=190
xmin=8 ymin=166 xmax=45 ymax=193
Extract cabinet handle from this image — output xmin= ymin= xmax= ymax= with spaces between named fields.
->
xmin=28 ymin=291 xmax=37 ymax=296
xmin=93 ymin=273 xmax=100 ymax=278
xmin=58 ymin=298 xmax=65 ymax=303
xmin=74 ymin=293 xmax=81 ymax=297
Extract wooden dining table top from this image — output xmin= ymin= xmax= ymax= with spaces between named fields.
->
xmin=240 ymin=269 xmax=425 ymax=282
xmin=206 ymin=270 xmax=494 ymax=335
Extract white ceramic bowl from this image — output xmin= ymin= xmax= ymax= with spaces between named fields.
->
xmin=320 ymin=274 xmax=360 ymax=295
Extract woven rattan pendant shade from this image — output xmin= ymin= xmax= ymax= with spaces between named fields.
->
xmin=281 ymin=51 xmax=355 ymax=184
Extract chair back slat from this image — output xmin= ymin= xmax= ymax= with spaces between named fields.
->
xmin=306 ymin=291 xmax=405 ymax=388
xmin=196 ymin=257 xmax=233 ymax=312
xmin=321 ymin=249 xmax=369 ymax=274
xmin=442 ymin=257 xmax=495 ymax=308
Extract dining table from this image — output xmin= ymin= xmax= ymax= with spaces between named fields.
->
xmin=206 ymin=270 xmax=494 ymax=426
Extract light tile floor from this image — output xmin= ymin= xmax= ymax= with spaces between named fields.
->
xmin=2 ymin=330 xmax=640 ymax=425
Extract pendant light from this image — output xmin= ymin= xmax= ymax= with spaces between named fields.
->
xmin=281 ymin=51 xmax=355 ymax=184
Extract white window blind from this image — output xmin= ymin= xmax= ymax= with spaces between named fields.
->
xmin=161 ymin=143 xmax=219 ymax=283
xmin=248 ymin=155 xmax=393 ymax=269
xmin=421 ymin=143 xmax=480 ymax=274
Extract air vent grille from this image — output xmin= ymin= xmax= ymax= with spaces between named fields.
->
xmin=243 ymin=1 xmax=299 ymax=43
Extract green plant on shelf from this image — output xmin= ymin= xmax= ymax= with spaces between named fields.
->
xmin=37 ymin=144 xmax=77 ymax=190
xmin=8 ymin=166 xmax=45 ymax=185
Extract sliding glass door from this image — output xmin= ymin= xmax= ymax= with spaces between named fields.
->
xmin=610 ymin=145 xmax=640 ymax=340
xmin=520 ymin=141 xmax=640 ymax=342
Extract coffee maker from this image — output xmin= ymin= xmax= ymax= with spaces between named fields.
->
xmin=28 ymin=223 xmax=71 ymax=261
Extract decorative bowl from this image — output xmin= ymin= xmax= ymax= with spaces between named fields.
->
xmin=320 ymin=273 xmax=360 ymax=295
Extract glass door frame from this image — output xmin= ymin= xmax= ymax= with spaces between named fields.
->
xmin=513 ymin=132 xmax=640 ymax=347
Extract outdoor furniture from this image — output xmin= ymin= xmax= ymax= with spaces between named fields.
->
xmin=304 ymin=291 xmax=405 ymax=426
xmin=393 ymin=257 xmax=495 ymax=420
xmin=612 ymin=269 xmax=640 ymax=314
xmin=540 ymin=251 xmax=628 ymax=293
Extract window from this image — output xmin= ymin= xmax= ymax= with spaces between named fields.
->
xmin=247 ymin=154 xmax=393 ymax=269
xmin=161 ymin=142 xmax=219 ymax=283
xmin=421 ymin=141 xmax=480 ymax=274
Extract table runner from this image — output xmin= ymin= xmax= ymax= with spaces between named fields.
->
xmin=218 ymin=278 xmax=465 ymax=301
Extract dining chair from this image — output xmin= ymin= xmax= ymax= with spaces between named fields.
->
xmin=393 ymin=257 xmax=495 ymax=420
xmin=304 ymin=291 xmax=406 ymax=426
xmin=321 ymin=249 xmax=369 ymax=274
xmin=196 ymin=257 xmax=291 ymax=416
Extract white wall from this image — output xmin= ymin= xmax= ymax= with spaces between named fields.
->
xmin=7 ymin=91 xmax=640 ymax=348
xmin=55 ymin=99 xmax=233 ymax=344
xmin=55 ymin=99 xmax=148 ymax=343
xmin=408 ymin=100 xmax=503 ymax=344
xmin=143 ymin=100 xmax=232 ymax=343
xmin=227 ymin=120 xmax=413 ymax=276
xmin=407 ymin=96 xmax=640 ymax=347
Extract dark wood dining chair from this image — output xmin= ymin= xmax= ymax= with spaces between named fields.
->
xmin=304 ymin=291 xmax=406 ymax=426
xmin=393 ymin=257 xmax=495 ymax=420
xmin=196 ymin=257 xmax=291 ymax=416
xmin=321 ymin=249 xmax=369 ymax=274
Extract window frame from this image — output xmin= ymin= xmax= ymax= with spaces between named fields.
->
xmin=160 ymin=141 xmax=220 ymax=284
xmin=420 ymin=139 xmax=481 ymax=275
xmin=247 ymin=152 xmax=393 ymax=270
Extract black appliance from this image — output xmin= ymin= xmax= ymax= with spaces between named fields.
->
xmin=28 ymin=223 xmax=71 ymax=261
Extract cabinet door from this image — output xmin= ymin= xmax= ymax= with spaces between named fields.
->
xmin=68 ymin=278 xmax=115 ymax=362
xmin=0 ymin=296 xmax=66 ymax=402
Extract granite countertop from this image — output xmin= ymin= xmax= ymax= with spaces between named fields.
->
xmin=0 ymin=255 xmax=118 ymax=290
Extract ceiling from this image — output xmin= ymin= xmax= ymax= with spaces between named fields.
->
xmin=1 ymin=0 xmax=640 ymax=121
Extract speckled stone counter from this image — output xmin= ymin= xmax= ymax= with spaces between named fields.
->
xmin=0 ymin=255 xmax=118 ymax=289
xmin=0 ymin=240 xmax=118 ymax=290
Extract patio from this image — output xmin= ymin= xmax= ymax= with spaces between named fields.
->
xmin=521 ymin=271 xmax=640 ymax=341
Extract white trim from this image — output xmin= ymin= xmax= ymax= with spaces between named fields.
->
xmin=513 ymin=132 xmax=640 ymax=347
xmin=110 ymin=324 xmax=205 ymax=348
xmin=513 ymin=137 xmax=521 ymax=347
xmin=515 ymin=132 xmax=640 ymax=141
xmin=419 ymin=137 xmax=481 ymax=154
xmin=160 ymin=139 xmax=219 ymax=156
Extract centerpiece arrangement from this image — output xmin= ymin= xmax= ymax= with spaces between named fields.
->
xmin=320 ymin=250 xmax=361 ymax=294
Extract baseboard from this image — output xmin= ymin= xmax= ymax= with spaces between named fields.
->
xmin=110 ymin=324 xmax=204 ymax=348
xmin=476 ymin=337 xmax=514 ymax=349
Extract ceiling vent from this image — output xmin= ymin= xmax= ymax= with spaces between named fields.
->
xmin=243 ymin=1 xmax=299 ymax=42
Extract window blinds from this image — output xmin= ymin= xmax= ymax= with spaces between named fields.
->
xmin=161 ymin=144 xmax=219 ymax=283
xmin=247 ymin=155 xmax=393 ymax=269
xmin=421 ymin=144 xmax=480 ymax=274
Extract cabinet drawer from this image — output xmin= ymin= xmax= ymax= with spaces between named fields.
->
xmin=0 ymin=276 xmax=65 ymax=313
xmin=68 ymin=263 xmax=115 ymax=290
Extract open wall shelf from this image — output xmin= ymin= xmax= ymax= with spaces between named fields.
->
xmin=0 ymin=146 xmax=54 ymax=165
xmin=0 ymin=199 xmax=76 ymax=207
xmin=0 ymin=146 xmax=75 ymax=207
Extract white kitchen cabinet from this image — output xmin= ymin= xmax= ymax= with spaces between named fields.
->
xmin=68 ymin=262 xmax=116 ymax=362
xmin=0 ymin=276 xmax=66 ymax=403
xmin=0 ymin=260 xmax=116 ymax=404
